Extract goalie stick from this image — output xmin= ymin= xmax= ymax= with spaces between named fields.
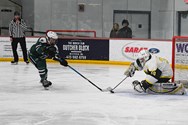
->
xmin=104 ymin=76 xmax=128 ymax=93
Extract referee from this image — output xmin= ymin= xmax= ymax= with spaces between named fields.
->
xmin=9 ymin=11 xmax=29 ymax=64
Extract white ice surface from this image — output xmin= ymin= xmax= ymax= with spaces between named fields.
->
xmin=0 ymin=62 xmax=188 ymax=125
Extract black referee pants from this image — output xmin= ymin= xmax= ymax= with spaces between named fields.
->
xmin=11 ymin=37 xmax=28 ymax=62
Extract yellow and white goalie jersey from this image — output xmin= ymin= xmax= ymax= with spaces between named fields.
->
xmin=142 ymin=55 xmax=173 ymax=84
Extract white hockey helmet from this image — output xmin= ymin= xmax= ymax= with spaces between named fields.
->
xmin=46 ymin=31 xmax=58 ymax=45
xmin=135 ymin=50 xmax=151 ymax=70
xmin=138 ymin=49 xmax=150 ymax=61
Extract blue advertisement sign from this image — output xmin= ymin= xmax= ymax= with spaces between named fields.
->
xmin=57 ymin=38 xmax=109 ymax=60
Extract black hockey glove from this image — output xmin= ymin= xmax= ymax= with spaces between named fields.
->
xmin=51 ymin=54 xmax=68 ymax=67
xmin=45 ymin=46 xmax=57 ymax=58
xmin=59 ymin=58 xmax=68 ymax=67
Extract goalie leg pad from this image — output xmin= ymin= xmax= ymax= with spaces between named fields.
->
xmin=169 ymin=82 xmax=186 ymax=95
xmin=175 ymin=80 xmax=188 ymax=89
xmin=147 ymin=82 xmax=186 ymax=95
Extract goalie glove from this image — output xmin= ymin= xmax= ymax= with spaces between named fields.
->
xmin=124 ymin=63 xmax=136 ymax=77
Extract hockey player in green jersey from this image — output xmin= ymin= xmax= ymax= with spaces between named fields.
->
xmin=28 ymin=31 xmax=68 ymax=88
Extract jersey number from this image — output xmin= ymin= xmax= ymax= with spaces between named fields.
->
xmin=158 ymin=57 xmax=169 ymax=63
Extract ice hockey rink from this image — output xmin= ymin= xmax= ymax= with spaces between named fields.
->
xmin=0 ymin=62 xmax=188 ymax=125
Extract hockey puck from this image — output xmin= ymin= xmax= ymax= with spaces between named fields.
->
xmin=44 ymin=87 xmax=49 ymax=90
xmin=110 ymin=90 xmax=114 ymax=93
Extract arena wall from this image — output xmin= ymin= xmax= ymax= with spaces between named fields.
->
xmin=0 ymin=37 xmax=172 ymax=65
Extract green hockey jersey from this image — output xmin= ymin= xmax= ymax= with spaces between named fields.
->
xmin=29 ymin=37 xmax=57 ymax=59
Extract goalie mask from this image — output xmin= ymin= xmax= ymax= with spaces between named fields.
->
xmin=136 ymin=50 xmax=151 ymax=70
xmin=46 ymin=31 xmax=58 ymax=45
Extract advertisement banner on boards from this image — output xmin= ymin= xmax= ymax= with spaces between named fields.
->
xmin=0 ymin=37 xmax=37 ymax=58
xmin=110 ymin=39 xmax=172 ymax=63
xmin=57 ymin=39 xmax=109 ymax=60
xmin=175 ymin=42 xmax=188 ymax=64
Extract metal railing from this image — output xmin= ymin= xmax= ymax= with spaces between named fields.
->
xmin=0 ymin=27 xmax=97 ymax=38
xmin=0 ymin=27 xmax=46 ymax=36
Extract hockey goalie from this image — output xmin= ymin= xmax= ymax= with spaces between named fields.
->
xmin=124 ymin=50 xmax=186 ymax=95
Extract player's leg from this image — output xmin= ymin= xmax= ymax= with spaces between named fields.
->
xmin=28 ymin=54 xmax=52 ymax=88
xmin=132 ymin=80 xmax=152 ymax=93
xmin=176 ymin=80 xmax=188 ymax=88
xmin=133 ymin=75 xmax=170 ymax=92
xmin=148 ymin=82 xmax=186 ymax=95
xmin=19 ymin=37 xmax=29 ymax=64
xmin=11 ymin=38 xmax=19 ymax=64
xmin=133 ymin=80 xmax=186 ymax=95
xmin=133 ymin=78 xmax=170 ymax=93
xmin=28 ymin=54 xmax=37 ymax=67
xmin=157 ymin=78 xmax=171 ymax=83
xmin=36 ymin=59 xmax=52 ymax=88
xmin=146 ymin=78 xmax=185 ymax=95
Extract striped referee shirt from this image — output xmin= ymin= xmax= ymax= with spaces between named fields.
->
xmin=9 ymin=19 xmax=28 ymax=38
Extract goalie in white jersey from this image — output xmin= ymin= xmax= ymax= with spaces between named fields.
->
xmin=125 ymin=50 xmax=186 ymax=94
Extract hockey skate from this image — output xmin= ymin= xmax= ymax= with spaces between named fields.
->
xmin=11 ymin=61 xmax=18 ymax=65
xmin=41 ymin=80 xmax=52 ymax=88
xmin=25 ymin=60 xmax=29 ymax=64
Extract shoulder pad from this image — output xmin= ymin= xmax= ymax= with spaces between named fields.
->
xmin=146 ymin=56 xmax=157 ymax=71
xmin=38 ymin=37 xmax=47 ymax=44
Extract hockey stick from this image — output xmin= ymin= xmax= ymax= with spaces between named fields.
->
xmin=68 ymin=65 xmax=104 ymax=92
xmin=104 ymin=76 xmax=128 ymax=93
xmin=53 ymin=57 xmax=104 ymax=92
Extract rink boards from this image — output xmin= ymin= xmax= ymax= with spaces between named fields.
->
xmin=0 ymin=36 xmax=172 ymax=65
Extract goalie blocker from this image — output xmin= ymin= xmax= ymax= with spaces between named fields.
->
xmin=124 ymin=50 xmax=186 ymax=95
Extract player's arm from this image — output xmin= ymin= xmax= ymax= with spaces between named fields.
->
xmin=35 ymin=38 xmax=51 ymax=59
xmin=124 ymin=62 xmax=136 ymax=77
xmin=52 ymin=55 xmax=68 ymax=67
xmin=144 ymin=59 xmax=162 ymax=81
xmin=124 ymin=58 xmax=144 ymax=77
xmin=35 ymin=38 xmax=49 ymax=59
xmin=132 ymin=63 xmax=161 ymax=93
xmin=144 ymin=68 xmax=162 ymax=80
xmin=9 ymin=21 xmax=13 ymax=38
xmin=35 ymin=45 xmax=49 ymax=59
xmin=45 ymin=46 xmax=58 ymax=58
xmin=20 ymin=19 xmax=29 ymax=31
xmin=44 ymin=46 xmax=68 ymax=67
